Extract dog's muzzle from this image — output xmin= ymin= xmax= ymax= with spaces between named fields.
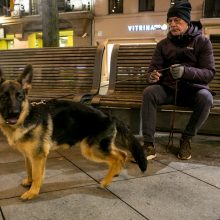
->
xmin=5 ymin=112 xmax=20 ymax=125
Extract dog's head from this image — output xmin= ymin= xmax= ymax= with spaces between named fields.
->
xmin=0 ymin=64 xmax=33 ymax=125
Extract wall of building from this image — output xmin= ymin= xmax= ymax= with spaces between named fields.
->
xmin=200 ymin=18 xmax=220 ymax=37
xmin=93 ymin=0 xmax=203 ymax=46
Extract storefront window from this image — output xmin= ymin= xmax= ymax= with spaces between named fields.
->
xmin=204 ymin=0 xmax=220 ymax=18
xmin=0 ymin=0 xmax=92 ymax=16
xmin=139 ymin=0 xmax=154 ymax=12
xmin=28 ymin=31 xmax=73 ymax=48
xmin=0 ymin=0 xmax=11 ymax=16
xmin=0 ymin=34 xmax=14 ymax=50
xmin=109 ymin=0 xmax=123 ymax=14
xmin=7 ymin=40 xmax=14 ymax=49
xmin=11 ymin=0 xmax=30 ymax=17
xmin=64 ymin=0 xmax=92 ymax=11
xmin=59 ymin=36 xmax=68 ymax=47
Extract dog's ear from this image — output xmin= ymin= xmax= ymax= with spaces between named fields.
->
xmin=0 ymin=68 xmax=5 ymax=84
xmin=17 ymin=64 xmax=33 ymax=90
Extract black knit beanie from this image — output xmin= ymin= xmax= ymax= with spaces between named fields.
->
xmin=167 ymin=1 xmax=192 ymax=24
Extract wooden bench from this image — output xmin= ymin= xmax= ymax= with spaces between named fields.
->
xmin=91 ymin=43 xmax=220 ymax=134
xmin=0 ymin=45 xmax=105 ymax=103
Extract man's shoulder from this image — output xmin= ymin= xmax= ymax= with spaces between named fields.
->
xmin=193 ymin=35 xmax=213 ymax=54
xmin=195 ymin=34 xmax=211 ymax=46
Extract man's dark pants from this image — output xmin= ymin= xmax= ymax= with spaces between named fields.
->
xmin=142 ymin=84 xmax=213 ymax=144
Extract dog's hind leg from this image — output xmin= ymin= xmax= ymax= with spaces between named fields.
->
xmin=99 ymin=148 xmax=127 ymax=187
xmin=21 ymin=157 xmax=32 ymax=187
xmin=80 ymin=138 xmax=127 ymax=188
xmin=20 ymin=156 xmax=47 ymax=200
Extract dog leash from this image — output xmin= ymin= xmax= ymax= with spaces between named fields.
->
xmin=166 ymin=79 xmax=179 ymax=150
xmin=31 ymin=66 xmax=174 ymax=105
xmin=31 ymin=73 xmax=148 ymax=105
xmin=99 ymin=66 xmax=173 ymax=88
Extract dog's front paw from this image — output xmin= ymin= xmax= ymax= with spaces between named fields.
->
xmin=100 ymin=179 xmax=110 ymax=188
xmin=20 ymin=190 xmax=38 ymax=201
xmin=21 ymin=178 xmax=32 ymax=187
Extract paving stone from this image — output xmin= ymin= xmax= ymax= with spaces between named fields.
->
xmin=108 ymin=171 xmax=220 ymax=220
xmin=154 ymin=132 xmax=220 ymax=168
xmin=1 ymin=185 xmax=146 ymax=220
xmin=0 ymin=147 xmax=23 ymax=163
xmin=0 ymin=157 xmax=95 ymax=200
xmin=183 ymin=165 xmax=220 ymax=188
xmin=160 ymin=161 xmax=207 ymax=171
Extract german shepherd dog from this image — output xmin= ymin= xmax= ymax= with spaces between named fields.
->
xmin=0 ymin=64 xmax=147 ymax=200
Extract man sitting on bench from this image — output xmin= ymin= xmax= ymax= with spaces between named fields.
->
xmin=142 ymin=1 xmax=215 ymax=160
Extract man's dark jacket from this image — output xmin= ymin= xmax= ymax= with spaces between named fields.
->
xmin=147 ymin=21 xmax=215 ymax=93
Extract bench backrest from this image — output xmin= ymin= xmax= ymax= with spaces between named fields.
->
xmin=109 ymin=43 xmax=220 ymax=97
xmin=210 ymin=43 xmax=220 ymax=98
xmin=0 ymin=45 xmax=104 ymax=102
xmin=108 ymin=44 xmax=156 ymax=95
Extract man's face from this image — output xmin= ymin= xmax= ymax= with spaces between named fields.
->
xmin=167 ymin=17 xmax=189 ymax=36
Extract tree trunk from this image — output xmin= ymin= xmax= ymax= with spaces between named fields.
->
xmin=42 ymin=0 xmax=59 ymax=47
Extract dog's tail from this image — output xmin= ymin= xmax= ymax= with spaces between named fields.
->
xmin=114 ymin=118 xmax=147 ymax=172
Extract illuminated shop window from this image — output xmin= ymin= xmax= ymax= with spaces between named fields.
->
xmin=170 ymin=0 xmax=188 ymax=6
xmin=139 ymin=0 xmax=154 ymax=12
xmin=59 ymin=36 xmax=68 ymax=47
xmin=7 ymin=40 xmax=14 ymax=49
xmin=65 ymin=0 xmax=92 ymax=11
xmin=109 ymin=0 xmax=123 ymax=14
xmin=12 ymin=0 xmax=30 ymax=17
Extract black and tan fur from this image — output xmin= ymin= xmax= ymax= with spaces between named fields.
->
xmin=0 ymin=64 xmax=147 ymax=200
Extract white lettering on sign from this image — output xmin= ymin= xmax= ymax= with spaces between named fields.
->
xmin=128 ymin=24 xmax=168 ymax=32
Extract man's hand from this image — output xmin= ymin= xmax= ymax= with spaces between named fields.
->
xmin=170 ymin=64 xmax=184 ymax=80
xmin=148 ymin=70 xmax=161 ymax=83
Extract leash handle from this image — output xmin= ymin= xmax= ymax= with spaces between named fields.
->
xmin=156 ymin=64 xmax=182 ymax=76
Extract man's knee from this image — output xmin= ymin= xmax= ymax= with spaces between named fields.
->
xmin=143 ymin=85 xmax=160 ymax=100
xmin=195 ymin=89 xmax=213 ymax=107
